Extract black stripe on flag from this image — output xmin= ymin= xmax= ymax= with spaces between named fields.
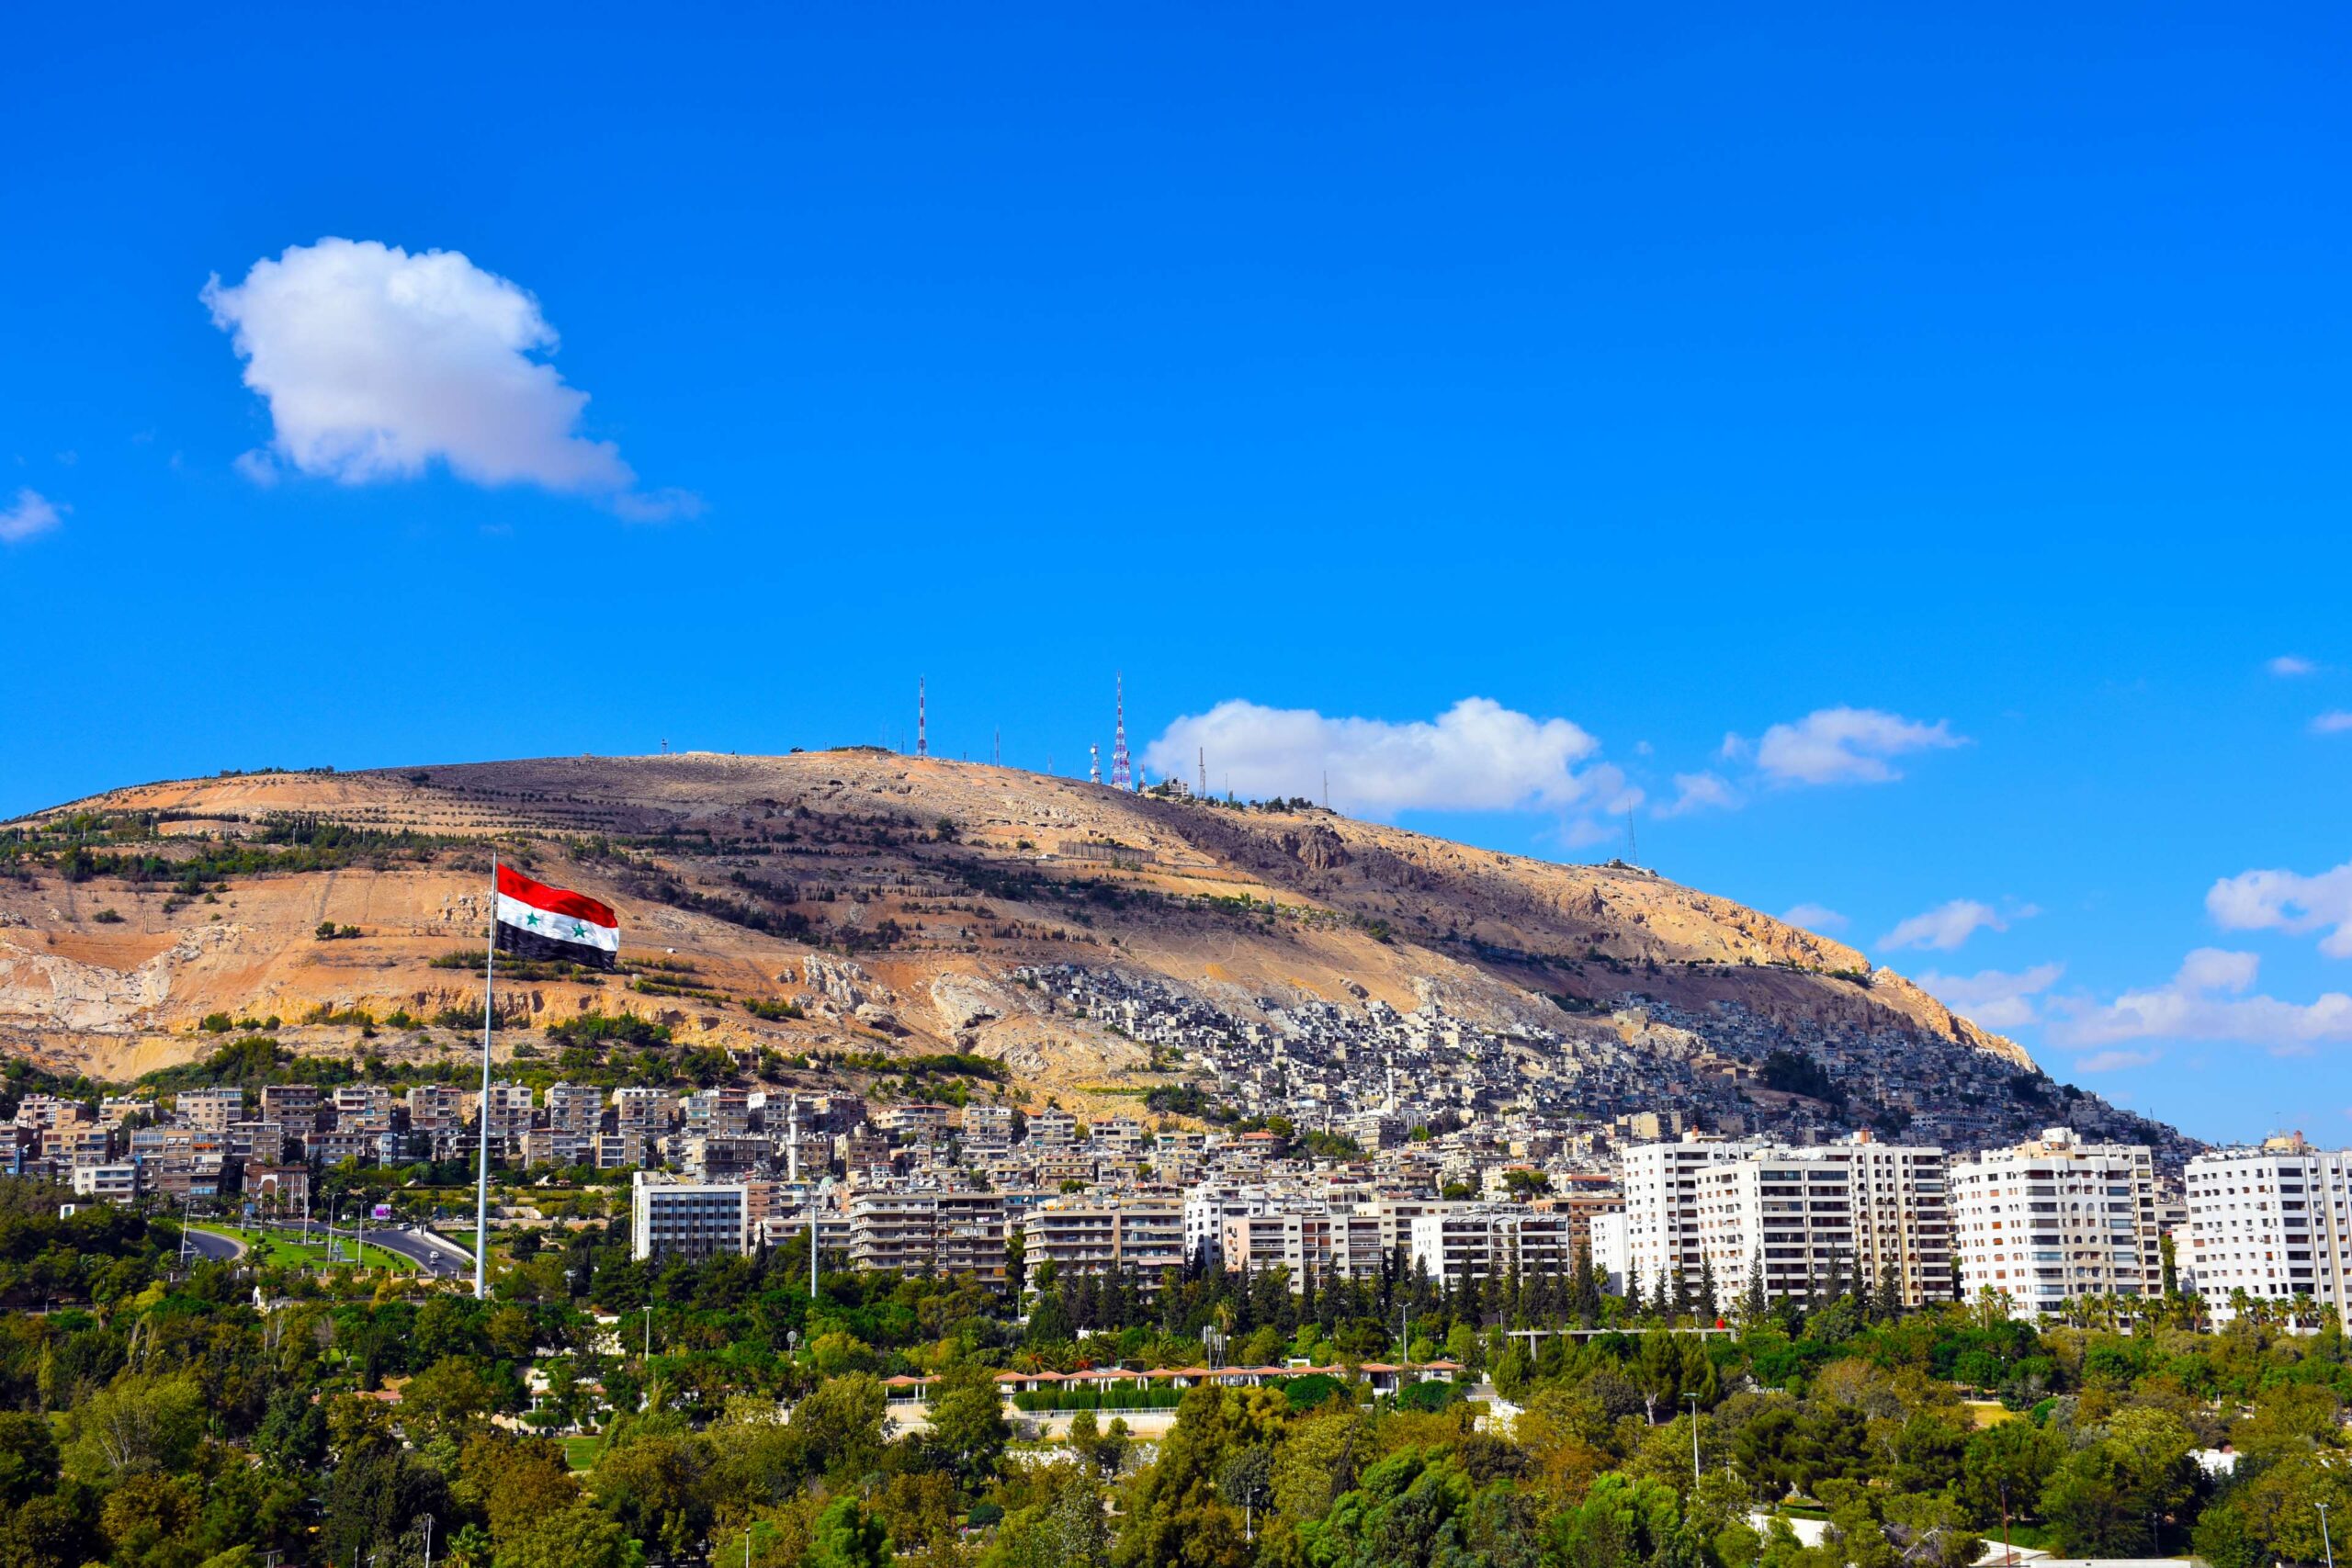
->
xmin=494 ymin=923 xmax=618 ymax=972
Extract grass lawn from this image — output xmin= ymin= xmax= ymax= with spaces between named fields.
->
xmin=196 ymin=1225 xmax=417 ymax=1273
xmin=562 ymin=1435 xmax=604 ymax=1472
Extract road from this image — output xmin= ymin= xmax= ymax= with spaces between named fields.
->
xmin=184 ymin=1223 xmax=472 ymax=1280
xmin=355 ymin=1225 xmax=474 ymax=1279
xmin=181 ymin=1227 xmax=248 ymax=1263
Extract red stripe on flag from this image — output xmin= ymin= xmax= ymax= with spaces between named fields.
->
xmin=495 ymin=863 xmax=618 ymax=930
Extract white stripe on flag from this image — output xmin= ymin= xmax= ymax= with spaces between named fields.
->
xmin=495 ymin=891 xmax=620 ymax=953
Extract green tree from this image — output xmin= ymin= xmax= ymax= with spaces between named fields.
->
xmin=924 ymin=1362 xmax=1010 ymax=1496
xmin=1960 ymin=1416 xmax=2059 ymax=1544
xmin=0 ymin=1411 xmax=61 ymax=1507
xmin=493 ymin=1502 xmax=631 ymax=1568
xmin=57 ymin=1374 xmax=206 ymax=1483
xmin=806 ymin=1496 xmax=893 ymax=1568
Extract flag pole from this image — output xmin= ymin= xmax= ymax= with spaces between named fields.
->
xmin=475 ymin=851 xmax=496 ymax=1300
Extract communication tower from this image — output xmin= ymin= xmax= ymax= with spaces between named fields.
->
xmin=1111 ymin=673 xmax=1133 ymax=791
xmin=1090 ymin=745 xmax=1101 ymax=785
xmin=916 ymin=679 xmax=927 ymax=758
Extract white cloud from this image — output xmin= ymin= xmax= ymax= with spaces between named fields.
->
xmin=2268 ymin=654 xmax=2318 ymax=677
xmin=202 ymin=238 xmax=694 ymax=517
xmin=1915 ymin=962 xmax=2064 ymax=1030
xmin=1779 ymin=903 xmax=1849 ymax=934
xmin=1654 ymin=772 xmax=1739 ymax=818
xmin=0 ymin=488 xmax=64 ymax=544
xmin=2048 ymin=947 xmax=2352 ymax=1053
xmin=2311 ymin=711 xmax=2352 ymax=736
xmin=1744 ymin=706 xmax=1965 ymax=786
xmin=1142 ymin=696 xmax=1611 ymax=816
xmin=1878 ymin=897 xmax=2008 ymax=953
xmin=2207 ymin=859 xmax=2352 ymax=957
xmin=2073 ymin=1049 xmax=2158 ymax=1073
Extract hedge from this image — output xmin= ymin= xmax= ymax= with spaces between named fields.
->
xmin=1010 ymin=1386 xmax=1184 ymax=1412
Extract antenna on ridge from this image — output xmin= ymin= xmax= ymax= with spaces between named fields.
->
xmin=993 ymin=728 xmax=1001 ymax=767
xmin=1626 ymin=804 xmax=1637 ymax=863
xmin=1198 ymin=746 xmax=1206 ymax=798
xmin=1090 ymin=744 xmax=1102 ymax=785
xmin=917 ymin=678 xmax=927 ymax=758
xmin=1111 ymin=674 xmax=1133 ymax=791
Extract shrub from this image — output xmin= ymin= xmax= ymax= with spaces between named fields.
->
xmin=1393 ymin=1379 xmax=1462 ymax=1413
xmin=92 ymin=908 xmax=125 ymax=924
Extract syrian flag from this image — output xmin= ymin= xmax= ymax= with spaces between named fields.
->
xmin=493 ymin=863 xmax=620 ymax=970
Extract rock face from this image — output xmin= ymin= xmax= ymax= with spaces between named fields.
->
xmin=0 ymin=750 xmax=2188 ymax=1156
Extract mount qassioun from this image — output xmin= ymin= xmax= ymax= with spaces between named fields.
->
xmin=0 ymin=750 xmax=2190 ymax=1157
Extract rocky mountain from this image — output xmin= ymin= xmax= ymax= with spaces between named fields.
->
xmin=0 ymin=750 xmax=2196 ymax=1161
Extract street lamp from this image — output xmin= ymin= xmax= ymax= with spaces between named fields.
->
xmin=1684 ymin=1392 xmax=1702 ymax=1485
xmin=2318 ymin=1501 xmax=2335 ymax=1568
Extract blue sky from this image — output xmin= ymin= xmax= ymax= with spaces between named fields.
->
xmin=4 ymin=3 xmax=2348 ymax=1143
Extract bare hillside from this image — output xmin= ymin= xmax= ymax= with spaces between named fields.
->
xmin=0 ymin=750 xmax=2192 ymax=1157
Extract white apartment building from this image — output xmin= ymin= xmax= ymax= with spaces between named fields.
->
xmin=72 ymin=1162 xmax=141 ymax=1201
xmin=1951 ymin=1128 xmax=2158 ymax=1318
xmin=1623 ymin=1134 xmax=1952 ymax=1308
xmin=2184 ymin=1134 xmax=2352 ymax=1321
xmin=629 ymin=1174 xmax=750 ymax=1262
xmin=1590 ymin=1210 xmax=1630 ymax=1293
xmin=1408 ymin=1206 xmax=1575 ymax=1285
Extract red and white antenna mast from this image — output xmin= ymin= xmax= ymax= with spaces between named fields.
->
xmin=1110 ymin=673 xmax=1133 ymax=790
xmin=916 ymin=677 xmax=927 ymax=758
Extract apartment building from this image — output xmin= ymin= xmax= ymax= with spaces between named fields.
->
xmin=848 ymin=1190 xmax=1010 ymax=1281
xmin=406 ymin=1084 xmax=468 ymax=1134
xmin=332 ymin=1086 xmax=396 ymax=1127
xmin=612 ymin=1088 xmax=674 ymax=1134
xmin=72 ymin=1163 xmax=141 ymax=1201
xmin=2184 ymin=1134 xmax=2352 ymax=1321
xmin=1222 ymin=1207 xmax=1342 ymax=1279
xmin=629 ymin=1174 xmax=751 ymax=1262
xmin=261 ymin=1083 xmax=322 ymax=1129
xmin=597 ymin=1131 xmax=650 ymax=1170
xmin=1408 ymin=1205 xmax=1575 ymax=1284
xmin=879 ymin=1103 xmax=956 ymax=1142
xmin=1624 ymin=1134 xmax=1952 ymax=1308
xmin=683 ymin=1089 xmax=753 ymax=1139
xmin=1023 ymin=1194 xmax=1184 ymax=1283
xmin=547 ymin=1082 xmax=605 ymax=1134
xmin=178 ymin=1088 xmax=244 ymax=1134
xmin=1185 ymin=1183 xmax=1271 ymax=1267
xmin=850 ymin=1191 xmax=943 ymax=1273
xmin=936 ymin=1192 xmax=1012 ymax=1284
xmin=1951 ymin=1128 xmax=2158 ymax=1318
xmin=960 ymin=1104 xmax=1016 ymax=1147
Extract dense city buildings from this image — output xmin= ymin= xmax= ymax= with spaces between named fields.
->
xmin=9 ymin=1036 xmax=2231 ymax=1333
